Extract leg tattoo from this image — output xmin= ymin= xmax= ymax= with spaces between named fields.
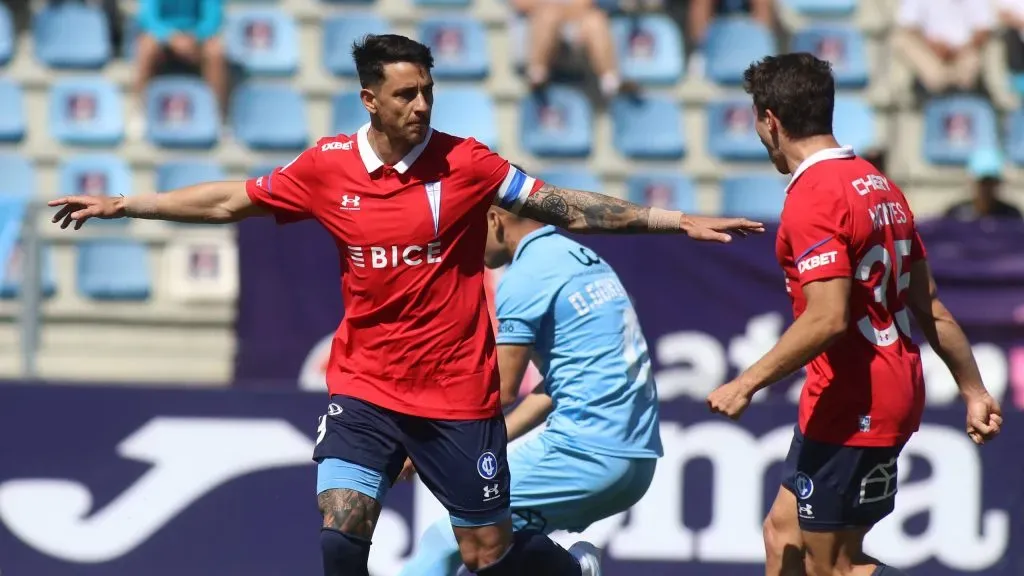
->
xmin=318 ymin=488 xmax=382 ymax=539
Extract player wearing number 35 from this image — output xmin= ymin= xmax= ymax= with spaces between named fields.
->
xmin=705 ymin=52 xmax=1004 ymax=576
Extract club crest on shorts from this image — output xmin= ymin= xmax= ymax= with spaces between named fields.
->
xmin=477 ymin=452 xmax=498 ymax=480
xmin=795 ymin=472 xmax=814 ymax=500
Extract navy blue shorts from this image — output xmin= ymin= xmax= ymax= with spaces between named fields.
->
xmin=781 ymin=427 xmax=904 ymax=532
xmin=313 ymin=394 xmax=510 ymax=528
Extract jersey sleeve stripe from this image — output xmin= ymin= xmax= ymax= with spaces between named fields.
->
xmin=495 ymin=166 xmax=536 ymax=214
xmin=795 ymin=235 xmax=835 ymax=262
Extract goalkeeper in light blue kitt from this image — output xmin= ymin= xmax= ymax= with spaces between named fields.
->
xmin=398 ymin=205 xmax=663 ymax=576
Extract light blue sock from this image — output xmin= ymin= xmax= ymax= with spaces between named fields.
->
xmin=399 ymin=518 xmax=462 ymax=576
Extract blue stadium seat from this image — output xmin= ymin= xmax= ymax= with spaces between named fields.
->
xmin=332 ymin=91 xmax=365 ymax=136
xmin=536 ymin=167 xmax=603 ymax=192
xmin=610 ymin=96 xmax=685 ymax=160
xmin=226 ymin=9 xmax=299 ymax=76
xmin=0 ymin=80 xmax=25 ymax=142
xmin=231 ymin=83 xmax=308 ymax=150
xmin=781 ymin=0 xmax=856 ymax=16
xmin=721 ymin=174 xmax=787 ymax=220
xmin=833 ymin=97 xmax=876 ymax=153
xmin=626 ymin=174 xmax=697 ymax=211
xmin=59 ymin=156 xmax=132 ymax=227
xmin=432 ymin=88 xmax=498 ymax=149
xmin=0 ymin=197 xmax=27 ymax=296
xmin=33 ymin=4 xmax=111 ymax=69
xmin=49 ymin=78 xmax=124 ymax=146
xmin=0 ymin=241 xmax=57 ymax=300
xmin=519 ymin=87 xmax=592 ymax=158
xmin=156 ymin=161 xmax=226 ymax=192
xmin=0 ymin=3 xmax=13 ymax=66
xmin=706 ymin=17 xmax=775 ymax=85
xmin=145 ymin=76 xmax=220 ymax=148
xmin=418 ymin=16 xmax=488 ymax=80
xmin=706 ymin=98 xmax=764 ymax=161
xmin=791 ymin=24 xmax=867 ymax=88
xmin=323 ymin=14 xmax=389 ymax=77
xmin=612 ymin=15 xmax=684 ymax=85
xmin=0 ymin=155 xmax=34 ymax=198
xmin=77 ymin=240 xmax=151 ymax=300
xmin=1006 ymin=109 xmax=1024 ymax=166
xmin=922 ymin=96 xmax=998 ymax=166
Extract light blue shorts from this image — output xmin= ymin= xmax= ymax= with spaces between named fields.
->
xmin=508 ymin=434 xmax=657 ymax=533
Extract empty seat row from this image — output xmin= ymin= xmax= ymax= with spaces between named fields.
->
xmin=1 ymin=240 xmax=150 ymax=300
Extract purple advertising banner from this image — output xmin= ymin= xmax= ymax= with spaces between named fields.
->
xmin=0 ymin=384 xmax=1020 ymax=575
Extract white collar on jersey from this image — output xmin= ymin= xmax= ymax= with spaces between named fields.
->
xmin=785 ymin=145 xmax=855 ymax=194
xmin=356 ymin=122 xmax=434 ymax=174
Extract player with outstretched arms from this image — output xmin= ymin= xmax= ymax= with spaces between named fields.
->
xmin=49 ymin=35 xmax=762 ymax=576
xmin=705 ymin=53 xmax=1003 ymax=576
xmin=398 ymin=205 xmax=663 ymax=575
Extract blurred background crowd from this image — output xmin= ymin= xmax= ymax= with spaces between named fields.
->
xmin=0 ymin=0 xmax=1022 ymax=385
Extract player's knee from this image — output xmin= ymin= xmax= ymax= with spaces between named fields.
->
xmin=320 ymin=528 xmax=371 ymax=576
xmin=456 ymin=530 xmax=511 ymax=571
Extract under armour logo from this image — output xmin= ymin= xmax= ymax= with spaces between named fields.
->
xmin=483 ymin=484 xmax=500 ymax=501
xmin=798 ymin=503 xmax=814 ymax=518
xmin=340 ymin=195 xmax=361 ymax=211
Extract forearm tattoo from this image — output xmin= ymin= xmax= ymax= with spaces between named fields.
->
xmin=318 ymin=488 xmax=382 ymax=539
xmin=519 ymin=183 xmax=653 ymax=233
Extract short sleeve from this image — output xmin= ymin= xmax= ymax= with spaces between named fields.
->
xmin=467 ymin=139 xmax=545 ymax=214
xmin=896 ymin=0 xmax=923 ymax=28
xmin=782 ymin=186 xmax=853 ymax=285
xmin=245 ymin=146 xmax=318 ymax=224
xmin=495 ymin=272 xmax=556 ymax=345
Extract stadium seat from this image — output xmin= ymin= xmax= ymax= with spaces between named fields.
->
xmin=332 ymin=91 xmax=365 ymax=136
xmin=791 ymin=24 xmax=868 ymax=88
xmin=610 ymin=96 xmax=685 ymax=160
xmin=705 ymin=17 xmax=775 ymax=85
xmin=0 ymin=3 xmax=13 ymax=66
xmin=626 ymin=174 xmax=697 ymax=212
xmin=49 ymin=78 xmax=124 ymax=146
xmin=59 ymin=156 xmax=132 ymax=227
xmin=536 ymin=167 xmax=603 ymax=192
xmin=706 ymin=98 xmax=765 ymax=161
xmin=0 ymin=155 xmax=34 ymax=198
xmin=833 ymin=97 xmax=876 ymax=153
xmin=721 ymin=174 xmax=788 ymax=220
xmin=77 ymin=240 xmax=151 ymax=300
xmin=231 ymin=83 xmax=308 ymax=150
xmin=0 ymin=241 xmax=57 ymax=300
xmin=122 ymin=15 xmax=138 ymax=60
xmin=323 ymin=14 xmax=389 ymax=77
xmin=519 ymin=87 xmax=592 ymax=158
xmin=156 ymin=161 xmax=226 ymax=192
xmin=145 ymin=76 xmax=220 ymax=148
xmin=226 ymin=9 xmax=299 ymax=76
xmin=418 ymin=16 xmax=488 ymax=80
xmin=781 ymin=0 xmax=856 ymax=16
xmin=0 ymin=197 xmax=26 ymax=296
xmin=33 ymin=3 xmax=111 ymax=69
xmin=922 ymin=96 xmax=998 ymax=166
xmin=611 ymin=15 xmax=684 ymax=85
xmin=0 ymin=80 xmax=25 ymax=142
xmin=1005 ymin=109 xmax=1024 ymax=166
xmin=432 ymin=88 xmax=498 ymax=149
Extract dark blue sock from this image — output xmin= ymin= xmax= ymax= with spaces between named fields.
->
xmin=873 ymin=565 xmax=908 ymax=575
xmin=321 ymin=528 xmax=371 ymax=576
xmin=474 ymin=530 xmax=581 ymax=576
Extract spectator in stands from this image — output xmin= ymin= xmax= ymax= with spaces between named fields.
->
xmin=945 ymin=148 xmax=1023 ymax=220
xmin=512 ymin=0 xmax=636 ymax=99
xmin=893 ymin=0 xmax=995 ymax=96
xmin=134 ymin=0 xmax=228 ymax=119
xmin=686 ymin=0 xmax=774 ymax=78
xmin=997 ymin=0 xmax=1024 ymax=85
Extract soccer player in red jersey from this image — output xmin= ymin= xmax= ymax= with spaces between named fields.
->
xmin=705 ymin=53 xmax=1004 ymax=576
xmin=49 ymin=35 xmax=763 ymax=576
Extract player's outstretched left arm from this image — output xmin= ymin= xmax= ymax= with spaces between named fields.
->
xmin=518 ymin=182 xmax=765 ymax=242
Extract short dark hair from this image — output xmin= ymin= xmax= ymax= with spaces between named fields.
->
xmin=743 ymin=53 xmax=835 ymax=140
xmin=351 ymin=34 xmax=434 ymax=88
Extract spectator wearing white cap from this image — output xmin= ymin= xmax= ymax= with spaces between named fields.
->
xmin=945 ymin=148 xmax=1023 ymax=220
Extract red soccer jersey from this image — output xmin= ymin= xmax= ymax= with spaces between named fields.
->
xmin=245 ymin=125 xmax=543 ymax=419
xmin=776 ymin=146 xmax=927 ymax=447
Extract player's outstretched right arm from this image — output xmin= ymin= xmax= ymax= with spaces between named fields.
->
xmin=907 ymin=259 xmax=1003 ymax=444
xmin=49 ymin=181 xmax=266 ymax=229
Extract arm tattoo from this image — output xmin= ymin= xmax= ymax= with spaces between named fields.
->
xmin=318 ymin=488 xmax=382 ymax=538
xmin=519 ymin=183 xmax=652 ymax=233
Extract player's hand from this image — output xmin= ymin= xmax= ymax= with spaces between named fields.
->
xmin=706 ymin=380 xmax=753 ymax=420
xmin=397 ymin=457 xmax=417 ymax=482
xmin=682 ymin=215 xmax=766 ymax=243
xmin=964 ymin=391 xmax=1003 ymax=445
xmin=49 ymin=195 xmax=124 ymax=230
